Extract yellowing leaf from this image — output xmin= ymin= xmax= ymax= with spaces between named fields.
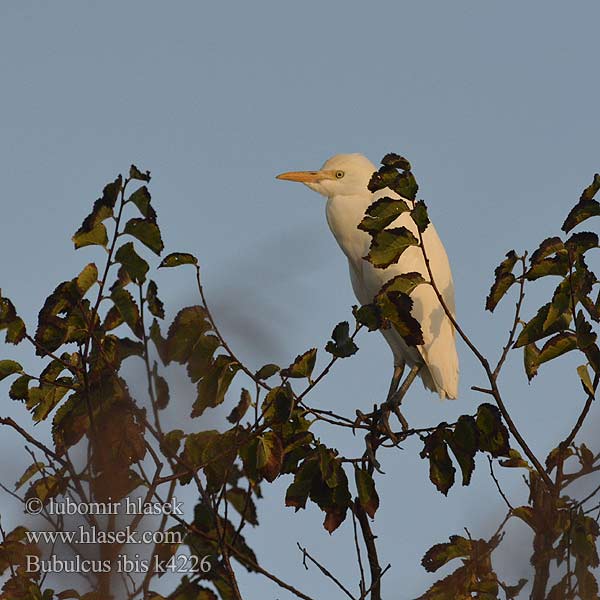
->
xmin=281 ymin=348 xmax=317 ymax=379
xmin=124 ymin=218 xmax=164 ymax=255
xmin=355 ymin=467 xmax=379 ymax=518
xmin=114 ymin=242 xmax=149 ymax=284
xmin=0 ymin=359 xmax=23 ymax=381
xmin=159 ymin=252 xmax=198 ymax=268
xmin=76 ymin=263 xmax=98 ymax=294
xmin=256 ymin=432 xmax=283 ymax=482
xmin=577 ymin=364 xmax=595 ymax=396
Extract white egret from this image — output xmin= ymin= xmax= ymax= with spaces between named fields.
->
xmin=276 ymin=153 xmax=459 ymax=414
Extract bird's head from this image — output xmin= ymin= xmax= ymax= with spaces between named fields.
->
xmin=276 ymin=153 xmax=376 ymax=198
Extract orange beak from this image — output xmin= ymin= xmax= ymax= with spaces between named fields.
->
xmin=275 ymin=170 xmax=324 ymax=183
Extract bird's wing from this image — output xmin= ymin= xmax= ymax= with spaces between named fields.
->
xmin=355 ymin=215 xmax=459 ymax=399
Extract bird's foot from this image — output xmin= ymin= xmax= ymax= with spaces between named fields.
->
xmin=355 ymin=404 xmax=408 ymax=445
xmin=363 ymin=433 xmax=384 ymax=474
xmin=381 ymin=400 xmax=409 ymax=434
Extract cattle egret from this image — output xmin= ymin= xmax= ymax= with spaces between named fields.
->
xmin=276 ymin=153 xmax=459 ymax=415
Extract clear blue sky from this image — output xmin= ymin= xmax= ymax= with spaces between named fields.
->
xmin=1 ymin=2 xmax=600 ymax=598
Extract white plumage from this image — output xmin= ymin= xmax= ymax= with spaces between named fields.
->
xmin=277 ymin=153 xmax=459 ymax=400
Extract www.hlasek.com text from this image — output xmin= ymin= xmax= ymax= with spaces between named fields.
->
xmin=26 ymin=525 xmax=183 ymax=546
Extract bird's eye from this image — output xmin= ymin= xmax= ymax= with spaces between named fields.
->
xmin=335 ymin=170 xmax=345 ymax=179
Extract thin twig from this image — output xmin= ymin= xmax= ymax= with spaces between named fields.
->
xmin=488 ymin=457 xmax=514 ymax=511
xmin=353 ymin=500 xmax=383 ymax=600
xmin=297 ymin=542 xmax=356 ymax=600
xmin=351 ymin=505 xmax=367 ymax=597
xmin=416 ymin=227 xmax=555 ymax=490
xmin=492 ymin=253 xmax=527 ymax=379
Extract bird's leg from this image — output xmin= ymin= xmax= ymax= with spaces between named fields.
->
xmin=385 ymin=363 xmax=422 ymax=431
xmin=386 ymin=363 xmax=405 ymax=402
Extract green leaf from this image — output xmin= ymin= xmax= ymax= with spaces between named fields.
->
xmin=183 ymin=429 xmax=221 ymax=468
xmin=129 ymin=164 xmax=151 ymax=182
xmin=420 ymin=428 xmax=455 ymax=495
xmin=103 ymin=305 xmax=124 ymax=331
xmin=411 ymin=199 xmax=430 ymax=233
xmin=377 ymin=272 xmax=427 ymax=298
xmin=150 ymin=318 xmax=169 ymax=365
xmin=202 ymin=430 xmax=238 ymax=491
xmin=167 ymin=306 xmax=212 ymax=363
xmin=192 ymin=355 xmax=239 ymax=417
xmin=27 ymin=379 xmax=72 ymax=422
xmin=76 ymin=263 xmax=98 ymax=294
xmin=580 ymin=173 xmax=600 ymax=202
xmin=514 ymin=302 xmax=572 ymax=348
xmin=152 ymin=364 xmax=169 ymax=409
xmin=15 ymin=462 xmax=45 ymax=490
xmin=128 ymin=186 xmax=156 ymax=221
xmin=542 ymin=279 xmax=571 ymax=331
xmin=72 ymin=223 xmax=109 ymax=249
xmin=72 ymin=176 xmax=121 ymax=249
xmin=523 ymin=342 xmax=540 ymax=381
xmin=421 ymin=534 xmax=472 ymax=572
xmin=325 ymin=321 xmax=358 ymax=358
xmin=355 ymin=467 xmax=379 ymax=518
xmin=187 ymin=334 xmax=221 ymax=382
xmin=124 ymin=218 xmax=164 ymax=255
xmin=256 ymin=432 xmax=284 ymax=482
xmin=0 ymin=360 xmax=23 ymax=381
xmin=146 ymin=280 xmax=165 ymax=319
xmin=562 ymin=174 xmax=600 ymax=232
xmin=111 ymin=287 xmax=142 ymax=338
xmin=526 ymin=255 xmax=569 ymax=280
xmin=0 ymin=296 xmax=17 ymax=324
xmin=530 ymin=236 xmax=565 ymax=263
xmin=353 ymin=303 xmax=382 ymax=331
xmin=226 ymin=487 xmax=258 ymax=526
xmin=575 ymin=310 xmax=598 ymax=350
xmin=499 ymin=449 xmax=531 ymax=470
xmin=368 ymin=166 xmax=418 ymax=200
xmin=255 ymin=363 xmax=280 ymax=379
xmin=447 ymin=415 xmax=478 ymax=486
xmin=526 ymin=237 xmax=568 ymax=280
xmin=476 ymin=403 xmax=510 ymax=457
xmin=565 ymin=230 xmax=598 ymax=259
xmin=381 ymin=153 xmax=412 ymax=170
xmin=114 ymin=241 xmax=149 ymax=284
xmin=52 ymin=391 xmax=92 ymax=454
xmin=25 ymin=474 xmax=67 ymax=505
xmin=318 ymin=445 xmax=340 ymax=488
xmin=577 ymin=364 xmax=594 ymax=396
xmin=227 ymin=388 xmax=252 ymax=423
xmin=5 ymin=317 xmax=26 ymax=344
xmin=159 ymin=252 xmax=198 ymax=268
xmin=309 ymin=454 xmax=351 ymax=532
xmin=33 ymin=281 xmax=84 ymax=354
xmin=285 ymin=457 xmax=320 ymax=510
xmin=281 ymin=348 xmax=317 ymax=379
xmin=538 ymin=332 xmax=577 ymax=364
xmin=364 ymin=227 xmax=419 ymax=269
xmin=261 ymin=385 xmax=295 ymax=425
xmin=379 ymin=291 xmax=424 ymax=347
xmin=160 ymin=429 xmax=185 ymax=457
xmin=357 ymin=196 xmax=409 ymax=233
xmin=485 ymin=250 xmax=518 ymax=312
xmin=9 ymin=374 xmax=32 ymax=400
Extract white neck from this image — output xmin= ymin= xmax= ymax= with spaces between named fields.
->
xmin=325 ymin=193 xmax=372 ymax=268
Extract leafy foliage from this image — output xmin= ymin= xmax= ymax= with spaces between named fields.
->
xmin=1 ymin=157 xmax=600 ymax=600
